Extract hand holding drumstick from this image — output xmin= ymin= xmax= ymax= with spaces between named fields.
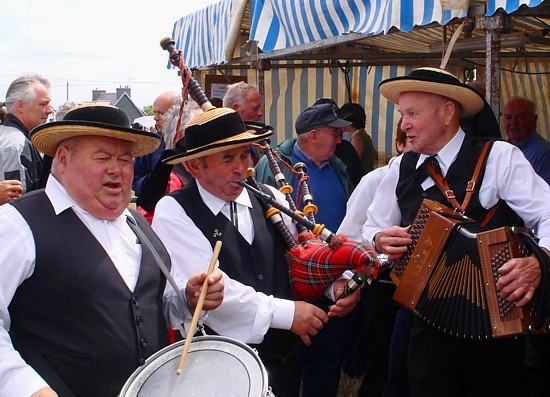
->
xmin=177 ymin=241 xmax=223 ymax=375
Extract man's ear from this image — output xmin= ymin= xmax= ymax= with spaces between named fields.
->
xmin=183 ymin=159 xmax=202 ymax=178
xmin=55 ymin=146 xmax=69 ymax=174
xmin=15 ymin=99 xmax=25 ymax=115
xmin=309 ymin=129 xmax=318 ymax=143
xmin=443 ymin=100 xmax=457 ymax=126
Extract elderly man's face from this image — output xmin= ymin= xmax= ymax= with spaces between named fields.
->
xmin=398 ymin=92 xmax=451 ymax=155
xmin=235 ymin=89 xmax=263 ymax=122
xmin=55 ymin=136 xmax=134 ymax=220
xmin=310 ymin=125 xmax=343 ymax=163
xmin=503 ymin=99 xmax=537 ymax=145
xmin=152 ymin=92 xmax=177 ymax=132
xmin=185 ymin=146 xmax=250 ymax=201
xmin=19 ymin=82 xmax=52 ymax=131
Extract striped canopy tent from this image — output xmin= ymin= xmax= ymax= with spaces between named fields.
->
xmin=171 ymin=0 xmax=549 ymax=163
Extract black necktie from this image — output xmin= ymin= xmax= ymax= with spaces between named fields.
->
xmin=229 ymin=201 xmax=239 ymax=230
xmin=415 ymin=155 xmax=441 ymax=183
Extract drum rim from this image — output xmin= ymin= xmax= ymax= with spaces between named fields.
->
xmin=120 ymin=335 xmax=268 ymax=396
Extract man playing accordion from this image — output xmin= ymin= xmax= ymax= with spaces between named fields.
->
xmin=363 ymin=67 xmax=550 ymax=397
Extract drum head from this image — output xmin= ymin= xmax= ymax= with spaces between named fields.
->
xmin=120 ymin=335 xmax=268 ymax=397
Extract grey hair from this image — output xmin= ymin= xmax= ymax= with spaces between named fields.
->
xmin=5 ymin=74 xmax=51 ymax=112
xmin=162 ymin=100 xmax=200 ymax=149
xmin=222 ymin=81 xmax=257 ymax=107
xmin=55 ymin=101 xmax=78 ymax=121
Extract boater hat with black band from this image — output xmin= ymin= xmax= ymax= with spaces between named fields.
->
xmin=30 ymin=104 xmax=161 ymax=157
xmin=378 ymin=67 xmax=484 ymax=117
xmin=163 ymin=107 xmax=273 ymax=164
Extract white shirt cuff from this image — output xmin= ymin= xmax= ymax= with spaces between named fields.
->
xmin=270 ymin=298 xmax=295 ymax=330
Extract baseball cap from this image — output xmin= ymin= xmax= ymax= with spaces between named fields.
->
xmin=295 ymin=103 xmax=352 ymax=134
xmin=313 ymin=98 xmax=352 ymax=120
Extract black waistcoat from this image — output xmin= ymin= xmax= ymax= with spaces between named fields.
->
xmin=396 ymin=134 xmax=523 ymax=228
xmin=171 ymin=182 xmax=298 ymax=359
xmin=9 ymin=190 xmax=170 ymax=397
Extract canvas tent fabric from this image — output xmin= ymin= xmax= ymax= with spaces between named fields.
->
xmin=170 ymin=0 xmax=542 ymax=69
xmin=170 ymin=0 xmax=549 ymax=163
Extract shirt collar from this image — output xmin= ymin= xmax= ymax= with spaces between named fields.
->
xmin=417 ymin=128 xmax=465 ymax=175
xmin=196 ymin=180 xmax=253 ymax=216
xmin=45 ymin=174 xmax=132 ymax=220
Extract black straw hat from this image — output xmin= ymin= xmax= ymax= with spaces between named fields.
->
xmin=30 ymin=104 xmax=160 ymax=157
xmin=163 ymin=107 xmax=273 ymax=164
xmin=378 ymin=67 xmax=484 ymax=117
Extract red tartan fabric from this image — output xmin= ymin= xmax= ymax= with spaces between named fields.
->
xmin=288 ymin=234 xmax=380 ymax=301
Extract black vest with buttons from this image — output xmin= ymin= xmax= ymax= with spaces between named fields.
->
xmin=171 ymin=181 xmax=298 ymax=359
xmin=396 ymin=134 xmax=523 ymax=228
xmin=9 ymin=190 xmax=170 ymax=397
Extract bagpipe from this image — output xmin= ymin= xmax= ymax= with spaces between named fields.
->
xmin=239 ymin=130 xmax=381 ymax=301
xmin=160 ymin=38 xmax=380 ymax=302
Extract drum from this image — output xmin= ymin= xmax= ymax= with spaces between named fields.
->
xmin=120 ymin=335 xmax=272 ymax=396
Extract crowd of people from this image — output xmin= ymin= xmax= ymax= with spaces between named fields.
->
xmin=0 ymin=69 xmax=549 ymax=397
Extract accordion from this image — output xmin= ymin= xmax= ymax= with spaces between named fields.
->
xmin=392 ymin=199 xmax=549 ymax=340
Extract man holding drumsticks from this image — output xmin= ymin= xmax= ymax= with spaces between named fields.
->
xmin=152 ymin=107 xmax=359 ymax=397
xmin=0 ymin=104 xmax=224 ymax=397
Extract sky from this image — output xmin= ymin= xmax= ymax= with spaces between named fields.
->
xmin=0 ymin=0 xmax=221 ymax=115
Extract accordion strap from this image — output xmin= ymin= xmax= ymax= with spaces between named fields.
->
xmin=426 ymin=140 xmax=493 ymax=213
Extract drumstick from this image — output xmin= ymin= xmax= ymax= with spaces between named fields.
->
xmin=176 ymin=240 xmax=222 ymax=375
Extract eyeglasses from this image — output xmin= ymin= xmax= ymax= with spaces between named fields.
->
xmin=320 ymin=127 xmax=343 ymax=139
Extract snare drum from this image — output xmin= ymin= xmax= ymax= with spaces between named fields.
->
xmin=120 ymin=335 xmax=272 ymax=396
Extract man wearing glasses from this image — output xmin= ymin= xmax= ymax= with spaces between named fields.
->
xmin=254 ymin=103 xmax=356 ymax=396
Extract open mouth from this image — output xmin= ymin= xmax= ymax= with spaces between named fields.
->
xmin=104 ymin=181 xmax=122 ymax=190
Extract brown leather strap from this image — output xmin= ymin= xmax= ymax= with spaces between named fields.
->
xmin=462 ymin=141 xmax=493 ymax=212
xmin=480 ymin=200 xmax=502 ymax=227
xmin=426 ymin=140 xmax=494 ymax=213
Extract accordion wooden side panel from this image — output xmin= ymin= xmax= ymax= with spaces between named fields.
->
xmin=390 ymin=199 xmax=473 ymax=286
xmin=477 ymin=227 xmax=540 ymax=338
xmin=393 ymin=211 xmax=464 ymax=311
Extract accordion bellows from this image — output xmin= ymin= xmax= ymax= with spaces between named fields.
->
xmin=392 ymin=199 xmax=548 ymax=339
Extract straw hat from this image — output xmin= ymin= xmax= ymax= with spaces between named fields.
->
xmin=378 ymin=67 xmax=484 ymax=117
xmin=163 ymin=107 xmax=273 ymax=164
xmin=30 ymin=104 xmax=160 ymax=157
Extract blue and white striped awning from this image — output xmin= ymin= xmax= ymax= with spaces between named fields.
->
xmin=249 ymin=0 xmax=466 ymax=53
xmin=171 ymin=0 xmax=234 ymax=68
xmin=486 ymin=0 xmax=544 ymax=15
xmin=171 ymin=0 xmax=544 ymax=69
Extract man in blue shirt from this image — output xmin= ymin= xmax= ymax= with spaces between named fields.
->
xmin=504 ymin=97 xmax=550 ymax=186
xmin=255 ymin=103 xmax=356 ymax=396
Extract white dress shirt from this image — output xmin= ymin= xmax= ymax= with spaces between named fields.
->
xmin=337 ymin=157 xmax=398 ymax=241
xmin=0 ymin=176 xmax=188 ymax=397
xmin=362 ymin=129 xmax=550 ymax=251
xmin=152 ymin=181 xmax=299 ymax=344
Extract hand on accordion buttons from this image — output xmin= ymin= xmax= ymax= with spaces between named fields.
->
xmin=291 ymin=301 xmax=329 ymax=346
xmin=375 ymin=226 xmax=412 ymax=260
xmin=328 ymin=278 xmax=361 ymax=318
xmin=496 ymin=254 xmax=541 ymax=307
